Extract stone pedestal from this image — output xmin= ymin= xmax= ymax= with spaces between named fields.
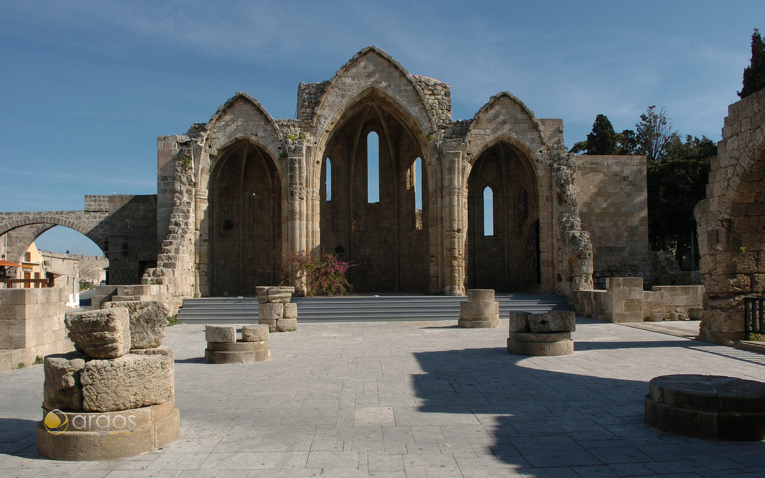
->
xmin=37 ymin=400 xmax=180 ymax=461
xmin=458 ymin=289 xmax=500 ymax=328
xmin=645 ymin=374 xmax=765 ymax=441
xmin=204 ymin=324 xmax=271 ymax=364
xmin=508 ymin=311 xmax=575 ymax=356
xmin=256 ymin=286 xmax=297 ymax=332
xmin=37 ymin=308 xmax=179 ymax=460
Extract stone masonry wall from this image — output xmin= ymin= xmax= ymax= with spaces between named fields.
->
xmin=0 ymin=287 xmax=74 ymax=371
xmin=573 ymin=155 xmax=651 ymax=288
xmin=159 ymin=46 xmax=600 ymax=299
xmin=695 ymin=88 xmax=765 ymax=344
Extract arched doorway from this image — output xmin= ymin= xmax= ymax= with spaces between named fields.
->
xmin=467 ymin=141 xmax=539 ymax=291
xmin=210 ymin=140 xmax=282 ymax=296
xmin=320 ymin=96 xmax=430 ymax=292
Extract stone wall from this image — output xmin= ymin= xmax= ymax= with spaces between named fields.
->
xmin=40 ymin=250 xmax=80 ymax=307
xmin=0 ymin=287 xmax=73 ymax=371
xmin=93 ymin=195 xmax=158 ymax=285
xmin=573 ymin=155 xmax=651 ymax=288
xmin=102 ymin=46 xmax=600 ymax=299
xmin=572 ymin=277 xmax=705 ymax=323
xmin=695 ymin=88 xmax=765 ymax=344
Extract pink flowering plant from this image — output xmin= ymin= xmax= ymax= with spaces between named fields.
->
xmin=283 ymin=252 xmax=352 ymax=296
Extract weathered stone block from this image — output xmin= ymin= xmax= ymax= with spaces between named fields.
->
xmin=276 ymin=318 xmax=298 ymax=332
xmin=283 ymin=302 xmax=298 ymax=319
xmin=467 ymin=289 xmax=494 ymax=302
xmin=259 ymin=303 xmax=284 ymax=320
xmin=527 ymin=311 xmax=576 ymax=333
xmin=242 ymin=324 xmax=269 ymax=342
xmin=205 ymin=325 xmax=236 ymax=343
xmin=104 ymin=300 xmax=170 ymax=349
xmin=259 ymin=318 xmax=277 ymax=333
xmin=509 ymin=312 xmax=530 ymax=332
xmin=44 ymin=352 xmax=89 ymax=411
xmin=459 ymin=301 xmax=499 ymax=315
xmin=80 ymin=354 xmax=173 ymax=412
xmin=65 ymin=308 xmax=131 ymax=359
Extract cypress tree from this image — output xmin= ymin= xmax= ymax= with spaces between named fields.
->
xmin=739 ymin=29 xmax=765 ymax=99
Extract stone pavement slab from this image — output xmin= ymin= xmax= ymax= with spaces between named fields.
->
xmin=2 ymin=317 xmax=765 ymax=477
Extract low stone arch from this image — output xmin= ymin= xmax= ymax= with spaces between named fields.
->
xmin=0 ymin=211 xmax=108 ymax=252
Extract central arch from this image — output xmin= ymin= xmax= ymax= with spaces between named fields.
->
xmin=209 ymin=140 xmax=282 ymax=296
xmin=467 ymin=141 xmax=540 ymax=291
xmin=319 ymin=93 xmax=431 ymax=292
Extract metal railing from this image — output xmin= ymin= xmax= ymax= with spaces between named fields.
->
xmin=744 ymin=298 xmax=765 ymax=340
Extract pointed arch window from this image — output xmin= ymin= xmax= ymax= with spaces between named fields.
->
xmin=483 ymin=186 xmax=494 ymax=236
xmin=367 ymin=132 xmax=379 ymax=203
xmin=325 ymin=158 xmax=332 ymax=202
xmin=414 ymin=157 xmax=423 ymax=230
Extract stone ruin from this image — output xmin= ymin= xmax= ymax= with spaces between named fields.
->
xmin=458 ymin=289 xmax=500 ymax=328
xmin=695 ymin=88 xmax=765 ymax=344
xmin=204 ymin=324 xmax=271 ymax=364
xmin=257 ymin=286 xmax=297 ymax=332
xmin=36 ymin=305 xmax=179 ymax=461
xmin=508 ymin=311 xmax=576 ymax=356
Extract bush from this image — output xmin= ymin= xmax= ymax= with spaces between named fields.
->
xmin=283 ymin=252 xmax=352 ymax=296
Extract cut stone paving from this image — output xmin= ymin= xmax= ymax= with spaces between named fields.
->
xmin=3 ymin=317 xmax=765 ymax=476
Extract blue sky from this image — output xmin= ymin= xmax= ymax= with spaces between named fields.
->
xmin=1 ymin=0 xmax=763 ymax=256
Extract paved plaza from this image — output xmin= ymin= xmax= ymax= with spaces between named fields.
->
xmin=2 ymin=317 xmax=765 ymax=477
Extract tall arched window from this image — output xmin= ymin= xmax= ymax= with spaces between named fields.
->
xmin=414 ymin=157 xmax=423 ymax=230
xmin=367 ymin=132 xmax=379 ymax=203
xmin=325 ymin=158 xmax=332 ymax=202
xmin=483 ymin=186 xmax=494 ymax=236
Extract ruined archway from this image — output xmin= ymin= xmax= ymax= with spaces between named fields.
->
xmin=319 ymin=92 xmax=431 ymax=292
xmin=467 ymin=141 xmax=539 ymax=291
xmin=209 ymin=140 xmax=282 ymax=296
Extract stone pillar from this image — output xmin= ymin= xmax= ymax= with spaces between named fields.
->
xmin=442 ymin=148 xmax=466 ymax=296
xmin=38 ymin=308 xmax=179 ymax=461
xmin=205 ymin=324 xmax=271 ymax=364
xmin=458 ymin=289 xmax=500 ymax=328
xmin=286 ymin=139 xmax=308 ymax=294
xmin=256 ymin=286 xmax=297 ymax=332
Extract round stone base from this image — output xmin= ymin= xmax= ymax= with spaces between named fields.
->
xmin=507 ymin=332 xmax=574 ymax=356
xmin=37 ymin=400 xmax=179 ymax=461
xmin=205 ymin=340 xmax=271 ymax=364
xmin=645 ymin=374 xmax=765 ymax=441
xmin=458 ymin=315 xmax=500 ymax=328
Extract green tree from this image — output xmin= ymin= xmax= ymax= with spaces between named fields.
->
xmin=636 ymin=106 xmax=677 ymax=163
xmin=739 ymin=28 xmax=765 ymax=99
xmin=647 ymin=135 xmax=716 ymax=262
xmin=617 ymin=129 xmax=638 ymax=155
xmin=571 ymin=115 xmax=639 ymax=155
xmin=570 ymin=114 xmax=619 ymax=154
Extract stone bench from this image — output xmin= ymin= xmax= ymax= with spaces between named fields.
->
xmin=645 ymin=374 xmax=765 ymax=441
xmin=204 ymin=325 xmax=271 ymax=364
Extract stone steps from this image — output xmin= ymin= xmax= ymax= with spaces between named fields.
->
xmin=177 ymin=294 xmax=573 ymax=324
